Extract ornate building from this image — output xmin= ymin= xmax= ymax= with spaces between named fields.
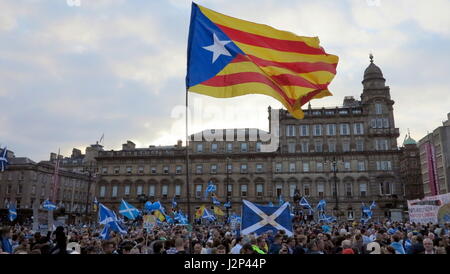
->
xmin=399 ymin=132 xmax=424 ymax=200
xmin=418 ymin=112 xmax=450 ymax=196
xmin=0 ymin=153 xmax=91 ymax=224
xmin=96 ymin=56 xmax=407 ymax=221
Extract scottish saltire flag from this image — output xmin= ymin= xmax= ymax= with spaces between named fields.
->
xmin=98 ymin=203 xmax=127 ymax=237
xmin=299 ymin=197 xmax=313 ymax=211
xmin=8 ymin=203 xmax=17 ymax=222
xmin=370 ymin=201 xmax=376 ymax=210
xmin=0 ymin=146 xmax=8 ymax=172
xmin=174 ymin=212 xmax=189 ymax=224
xmin=165 ymin=214 xmax=174 ymax=224
xmin=212 ymin=195 xmax=221 ymax=206
xmin=186 ymin=3 xmax=339 ymax=119
xmin=241 ymin=200 xmax=293 ymax=236
xmin=202 ymin=208 xmax=216 ymax=222
xmin=316 ymin=199 xmax=326 ymax=211
xmin=119 ymin=200 xmax=140 ymax=220
xmin=224 ymin=201 xmax=231 ymax=208
xmin=43 ymin=199 xmax=57 ymax=211
xmin=318 ymin=213 xmax=335 ymax=223
xmin=204 ymin=180 xmax=217 ymax=198
xmin=171 ymin=197 xmax=177 ymax=208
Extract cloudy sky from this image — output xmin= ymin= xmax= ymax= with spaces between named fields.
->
xmin=1 ymin=0 xmax=449 ymax=161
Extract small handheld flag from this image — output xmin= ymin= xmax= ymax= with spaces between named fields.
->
xmin=171 ymin=197 xmax=177 ymax=208
xmin=202 ymin=208 xmax=216 ymax=222
xmin=299 ymin=197 xmax=313 ymax=211
xmin=224 ymin=201 xmax=231 ymax=208
xmin=8 ymin=202 xmax=17 ymax=222
xmin=43 ymin=199 xmax=57 ymax=211
xmin=119 ymin=199 xmax=140 ymax=220
xmin=316 ymin=199 xmax=326 ymax=211
xmin=212 ymin=195 xmax=221 ymax=206
xmin=204 ymin=180 xmax=217 ymax=198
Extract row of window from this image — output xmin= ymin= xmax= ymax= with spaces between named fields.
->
xmin=98 ymin=181 xmax=399 ymax=198
xmin=308 ymin=109 xmax=362 ymax=116
xmin=285 ymin=123 xmax=365 ymax=137
xmin=287 ymin=139 xmax=391 ymax=153
xmin=370 ymin=118 xmax=390 ymax=129
xmin=102 ymin=160 xmax=392 ymax=176
xmin=195 ymin=142 xmax=261 ymax=153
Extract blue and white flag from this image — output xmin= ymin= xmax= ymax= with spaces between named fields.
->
xmin=316 ymin=199 xmax=326 ymax=211
xmin=278 ymin=195 xmax=285 ymax=206
xmin=212 ymin=195 xmax=221 ymax=206
xmin=98 ymin=203 xmax=127 ymax=236
xmin=119 ymin=199 xmax=140 ymax=220
xmin=318 ymin=213 xmax=336 ymax=223
xmin=299 ymin=197 xmax=313 ymax=211
xmin=224 ymin=201 xmax=231 ymax=208
xmin=202 ymin=208 xmax=216 ymax=222
xmin=144 ymin=201 xmax=162 ymax=212
xmin=43 ymin=199 xmax=57 ymax=211
xmin=369 ymin=201 xmax=376 ymax=210
xmin=8 ymin=203 xmax=17 ymax=222
xmin=171 ymin=197 xmax=177 ymax=208
xmin=174 ymin=211 xmax=189 ymax=224
xmin=0 ymin=146 xmax=8 ymax=172
xmin=267 ymin=202 xmax=274 ymax=207
xmin=165 ymin=214 xmax=174 ymax=224
xmin=204 ymin=180 xmax=217 ymax=198
xmin=241 ymin=200 xmax=293 ymax=237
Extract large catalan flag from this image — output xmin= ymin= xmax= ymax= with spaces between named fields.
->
xmin=186 ymin=3 xmax=338 ymax=119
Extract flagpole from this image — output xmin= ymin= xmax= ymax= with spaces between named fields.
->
xmin=185 ymin=87 xmax=192 ymax=252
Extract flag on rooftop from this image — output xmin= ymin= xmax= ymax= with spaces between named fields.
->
xmin=186 ymin=3 xmax=339 ymax=119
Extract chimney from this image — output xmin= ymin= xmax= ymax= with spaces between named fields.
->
xmin=343 ymin=96 xmax=356 ymax=107
xmin=122 ymin=140 xmax=136 ymax=150
xmin=177 ymin=140 xmax=182 ymax=147
xmin=50 ymin=153 xmax=57 ymax=161
xmin=71 ymin=148 xmax=82 ymax=158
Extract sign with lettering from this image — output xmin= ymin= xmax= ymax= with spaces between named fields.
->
xmin=407 ymin=193 xmax=450 ymax=224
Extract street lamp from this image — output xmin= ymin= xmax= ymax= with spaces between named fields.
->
xmin=226 ymin=157 xmax=231 ymax=221
xmin=327 ymin=155 xmax=341 ymax=219
xmin=84 ymin=162 xmax=94 ymax=223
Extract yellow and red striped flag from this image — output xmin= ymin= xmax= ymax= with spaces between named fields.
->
xmin=186 ymin=3 xmax=338 ymax=119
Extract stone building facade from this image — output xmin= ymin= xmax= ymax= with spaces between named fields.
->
xmin=0 ymin=154 xmax=91 ymax=224
xmin=399 ymin=133 xmax=424 ymax=200
xmin=95 ymin=57 xmax=407 ymax=221
xmin=418 ymin=113 xmax=450 ymax=196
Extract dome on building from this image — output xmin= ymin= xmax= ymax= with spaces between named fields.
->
xmin=403 ymin=130 xmax=417 ymax=146
xmin=363 ymin=53 xmax=385 ymax=82
xmin=403 ymin=136 xmax=417 ymax=146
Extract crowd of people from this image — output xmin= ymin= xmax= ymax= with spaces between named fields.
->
xmin=1 ymin=219 xmax=449 ymax=254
